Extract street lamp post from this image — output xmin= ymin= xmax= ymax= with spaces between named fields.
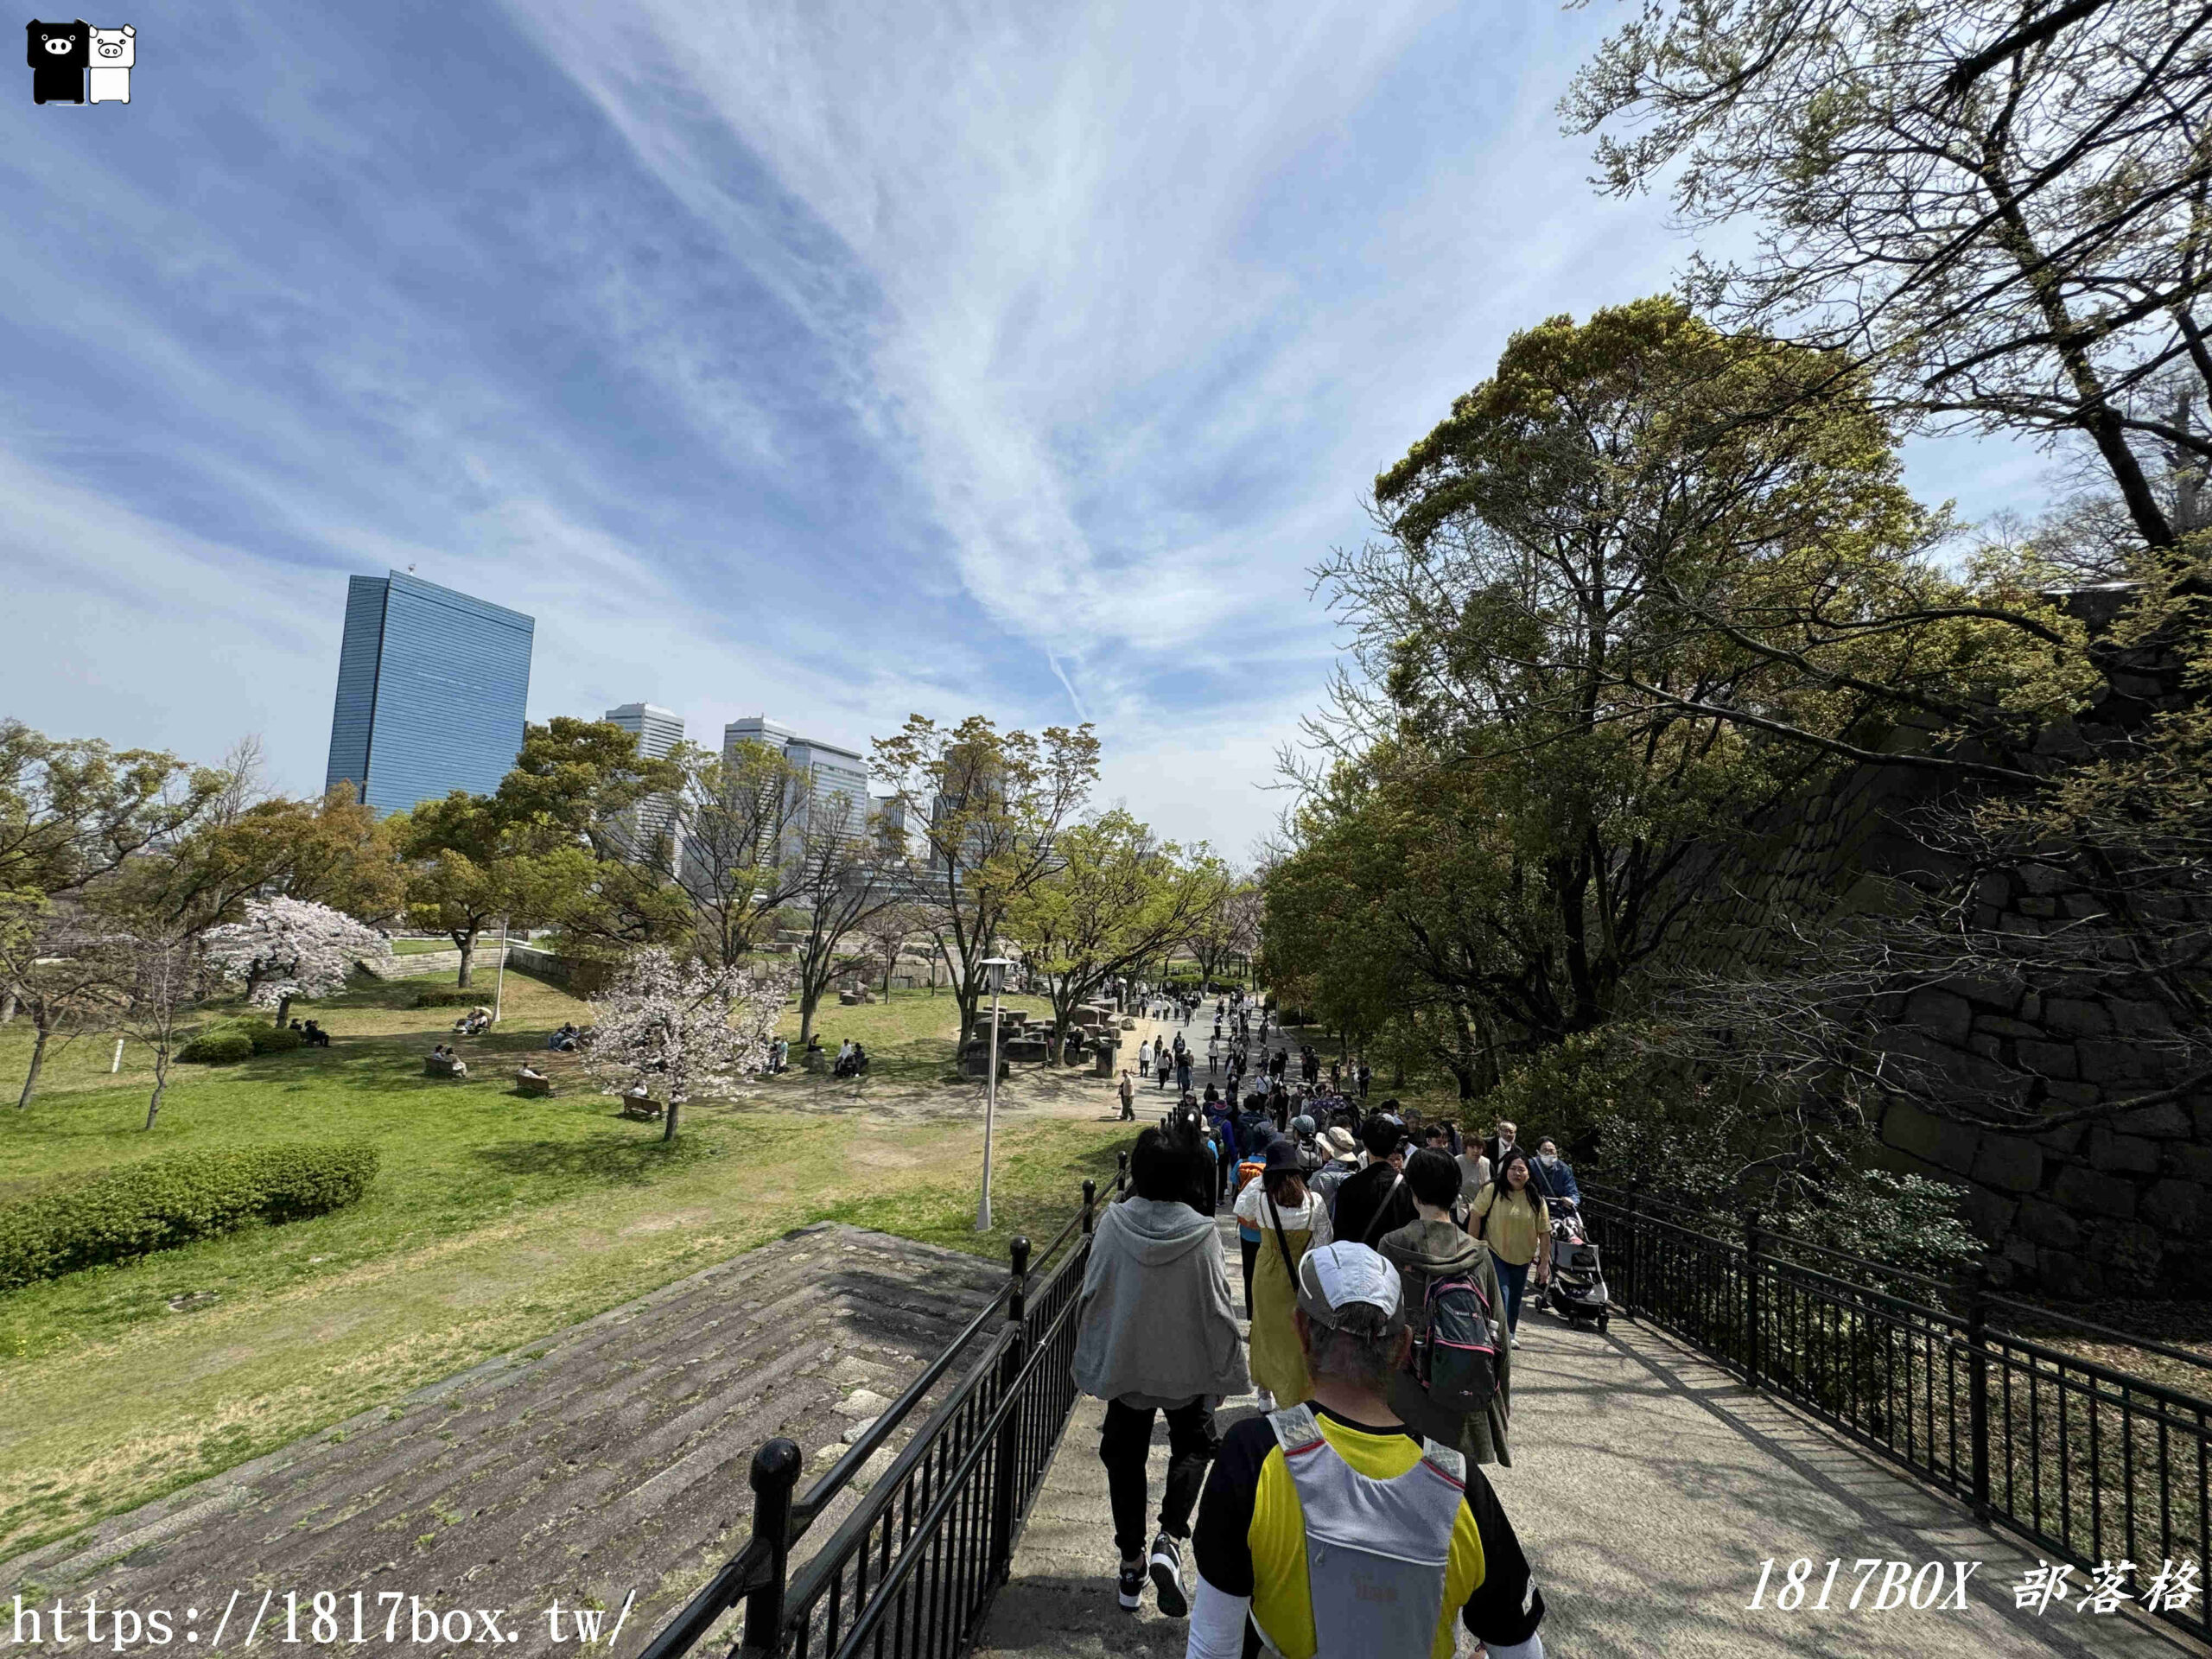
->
xmin=976 ymin=956 xmax=1011 ymax=1232
xmin=493 ymin=915 xmax=512 ymax=1024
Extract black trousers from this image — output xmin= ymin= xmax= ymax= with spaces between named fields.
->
xmin=1099 ymin=1398 xmax=1218 ymax=1560
xmin=1240 ymin=1236 xmax=1260 ymax=1317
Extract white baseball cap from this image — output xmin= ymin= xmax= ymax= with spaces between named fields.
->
xmin=1296 ymin=1242 xmax=1402 ymax=1333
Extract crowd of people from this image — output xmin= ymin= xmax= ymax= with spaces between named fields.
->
xmin=1070 ymin=988 xmax=1572 ymax=1658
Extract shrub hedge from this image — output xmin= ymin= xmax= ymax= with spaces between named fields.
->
xmin=177 ymin=1032 xmax=254 ymax=1065
xmin=251 ymin=1025 xmax=305 ymax=1053
xmin=0 ymin=1142 xmax=378 ymax=1290
xmin=414 ymin=987 xmax=486 ymax=1008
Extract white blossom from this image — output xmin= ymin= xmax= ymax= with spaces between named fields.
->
xmin=202 ymin=897 xmax=391 ymax=1011
xmin=587 ymin=946 xmax=791 ymax=1107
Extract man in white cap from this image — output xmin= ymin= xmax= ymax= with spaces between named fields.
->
xmin=1182 ymin=1242 xmax=1546 ymax=1659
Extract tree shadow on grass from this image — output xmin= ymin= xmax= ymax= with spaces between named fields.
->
xmin=468 ymin=1131 xmax=724 ymax=1185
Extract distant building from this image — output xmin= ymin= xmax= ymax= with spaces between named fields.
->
xmin=324 ymin=570 xmax=534 ymax=816
xmin=603 ymin=702 xmax=685 ymax=849
xmin=723 ymin=715 xmax=869 ymax=844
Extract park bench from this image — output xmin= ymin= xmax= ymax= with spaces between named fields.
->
xmin=424 ymin=1055 xmax=464 ymax=1079
xmin=619 ymin=1094 xmax=662 ymax=1119
xmin=515 ymin=1074 xmax=554 ymax=1098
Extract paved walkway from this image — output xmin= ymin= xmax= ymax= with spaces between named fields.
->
xmin=977 ymin=1224 xmax=2200 ymax=1659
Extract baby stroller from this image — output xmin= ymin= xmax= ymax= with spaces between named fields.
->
xmin=1545 ymin=1200 xmax=1611 ymax=1332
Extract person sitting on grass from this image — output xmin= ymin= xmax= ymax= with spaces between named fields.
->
xmin=548 ymin=1022 xmax=580 ymax=1052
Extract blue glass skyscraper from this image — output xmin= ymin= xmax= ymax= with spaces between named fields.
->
xmin=324 ymin=570 xmax=535 ymax=815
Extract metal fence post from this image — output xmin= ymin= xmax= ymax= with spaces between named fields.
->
xmin=1964 ymin=1262 xmax=1992 ymax=1519
xmin=1622 ymin=1191 xmax=1639 ymax=1316
xmin=1081 ymin=1179 xmax=1097 ymax=1236
xmin=990 ymin=1236 xmax=1032 ymax=1580
xmin=738 ymin=1439 xmax=801 ymax=1657
xmin=1743 ymin=1209 xmax=1764 ymax=1389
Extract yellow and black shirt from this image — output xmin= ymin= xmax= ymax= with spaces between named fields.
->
xmin=1191 ymin=1404 xmax=1545 ymax=1659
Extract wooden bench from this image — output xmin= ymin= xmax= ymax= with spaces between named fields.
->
xmin=515 ymin=1074 xmax=554 ymax=1098
xmin=619 ymin=1094 xmax=662 ymax=1119
xmin=424 ymin=1056 xmax=465 ymax=1079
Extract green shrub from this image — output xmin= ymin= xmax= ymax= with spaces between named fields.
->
xmin=251 ymin=1025 xmax=305 ymax=1053
xmin=0 ymin=1143 xmax=379 ymax=1290
xmin=177 ymin=1033 xmax=254 ymax=1064
xmin=414 ymin=987 xmax=486 ymax=1008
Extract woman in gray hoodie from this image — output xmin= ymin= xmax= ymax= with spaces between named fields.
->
xmin=1071 ymin=1128 xmax=1249 ymax=1616
xmin=1378 ymin=1148 xmax=1515 ymax=1466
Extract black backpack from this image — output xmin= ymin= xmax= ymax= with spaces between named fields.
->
xmin=1418 ymin=1271 xmax=1502 ymax=1414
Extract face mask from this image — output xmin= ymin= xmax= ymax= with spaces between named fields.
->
xmin=1539 ymin=1153 xmax=1557 ymax=1166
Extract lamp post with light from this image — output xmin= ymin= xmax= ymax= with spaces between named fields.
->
xmin=976 ymin=956 xmax=1011 ymax=1232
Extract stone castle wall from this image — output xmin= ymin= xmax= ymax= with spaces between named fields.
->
xmin=1662 ymin=602 xmax=2210 ymax=1297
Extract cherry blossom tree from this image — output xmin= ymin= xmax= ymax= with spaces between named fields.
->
xmin=586 ymin=947 xmax=791 ymax=1141
xmin=202 ymin=896 xmax=391 ymax=1027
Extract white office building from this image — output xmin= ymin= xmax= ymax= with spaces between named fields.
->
xmin=723 ymin=715 xmax=869 ymax=845
xmin=604 ymin=702 xmax=685 ymax=851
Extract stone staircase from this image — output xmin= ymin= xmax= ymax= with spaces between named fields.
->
xmin=3 ymin=1226 xmax=1006 ymax=1654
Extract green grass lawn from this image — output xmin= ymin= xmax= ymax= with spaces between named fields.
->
xmin=785 ymin=986 xmax=1055 ymax=1083
xmin=0 ymin=969 xmax=1128 ymax=1557
xmin=386 ymin=938 xmax=456 ymax=956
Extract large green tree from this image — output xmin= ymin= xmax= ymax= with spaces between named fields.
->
xmin=873 ymin=715 xmax=1099 ymax=1050
xmin=1006 ymin=812 xmax=1233 ymax=1065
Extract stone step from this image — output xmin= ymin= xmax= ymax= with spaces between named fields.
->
xmin=3 ymin=1227 xmax=1010 ymax=1652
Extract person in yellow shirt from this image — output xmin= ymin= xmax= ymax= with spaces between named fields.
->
xmin=1182 ymin=1243 xmax=1546 ymax=1659
xmin=1470 ymin=1150 xmax=1551 ymax=1346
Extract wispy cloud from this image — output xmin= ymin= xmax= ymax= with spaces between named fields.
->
xmin=0 ymin=0 xmax=2046 ymax=852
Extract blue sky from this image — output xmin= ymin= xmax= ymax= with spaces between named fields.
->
xmin=1 ymin=0 xmax=2054 ymax=855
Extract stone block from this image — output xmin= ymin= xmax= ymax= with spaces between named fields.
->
xmin=2017 ymin=895 xmax=2059 ymax=918
xmin=2084 ymin=1220 xmax=2162 ymax=1274
xmin=2114 ymin=1102 xmax=2192 ymax=1139
xmin=2089 ymin=1128 xmax=2162 ymax=1175
xmin=1973 ymin=1135 xmax=2044 ymax=1193
xmin=2017 ymin=862 xmax=2069 ymax=897
xmin=2044 ymin=997 xmax=2113 ymax=1038
xmin=2037 ymin=1122 xmax=2086 ymax=1156
xmin=2037 ymin=1248 xmax=2101 ymax=1299
xmin=2108 ymin=998 xmax=2176 ymax=1035
xmin=1904 ymin=988 xmax=1973 ymax=1046
xmin=2076 ymin=1040 xmax=2147 ymax=1084
xmin=2143 ymin=1179 xmax=2206 ymax=1236
xmin=1974 ymin=1015 xmax=2043 ymax=1039
xmin=2014 ymin=1198 xmax=2082 ymax=1252
xmin=2053 ymin=1165 xmax=2137 ymax=1218
xmin=1961 ymin=1187 xmax=2018 ymax=1236
xmin=2168 ymin=1145 xmax=2212 ymax=1185
xmin=2015 ymin=1040 xmax=2078 ymax=1080
xmin=1880 ymin=1102 xmax=1946 ymax=1163
xmin=1936 ymin=973 xmax=2022 ymax=1013
xmin=2042 ymin=1080 xmax=2101 ymax=1109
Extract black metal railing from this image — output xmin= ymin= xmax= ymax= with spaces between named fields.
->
xmin=1581 ymin=1185 xmax=2212 ymax=1644
xmin=640 ymin=1152 xmax=1129 ymax=1659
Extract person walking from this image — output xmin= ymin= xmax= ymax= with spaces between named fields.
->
xmin=1469 ymin=1150 xmax=1550 ymax=1346
xmin=1180 ymin=1243 xmax=1548 ymax=1659
xmin=1308 ymin=1126 xmax=1361 ymax=1217
xmin=1118 ymin=1067 xmax=1137 ymax=1122
xmin=1177 ymin=1048 xmax=1194 ymax=1096
xmin=1379 ymin=1148 xmax=1514 ymax=1466
xmin=1357 ymin=1059 xmax=1372 ymax=1101
xmin=1330 ymin=1116 xmax=1418 ymax=1248
xmin=1138 ymin=1038 xmax=1153 ymax=1079
xmin=1072 ymin=1127 xmax=1249 ymax=1618
xmin=1236 ymin=1139 xmax=1332 ymax=1413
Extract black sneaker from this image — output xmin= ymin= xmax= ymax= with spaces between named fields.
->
xmin=1148 ymin=1531 xmax=1189 ymax=1618
xmin=1117 ymin=1557 xmax=1144 ymax=1611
